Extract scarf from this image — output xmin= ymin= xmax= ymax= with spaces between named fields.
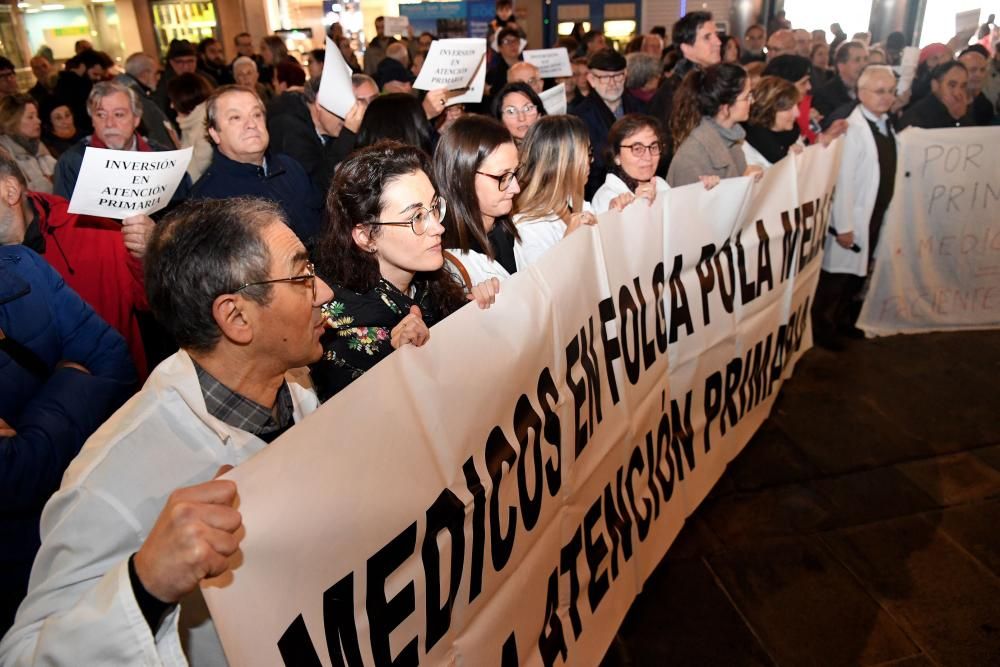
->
xmin=707 ymin=117 xmax=746 ymax=147
xmin=743 ymin=123 xmax=801 ymax=164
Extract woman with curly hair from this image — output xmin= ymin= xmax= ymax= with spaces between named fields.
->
xmin=741 ymin=75 xmax=804 ymax=169
xmin=310 ymin=141 xmax=489 ymax=400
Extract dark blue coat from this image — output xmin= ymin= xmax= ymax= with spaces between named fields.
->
xmin=0 ymin=246 xmax=135 ymax=631
xmin=191 ymin=149 xmax=324 ymax=246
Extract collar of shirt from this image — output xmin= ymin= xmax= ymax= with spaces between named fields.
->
xmin=859 ymin=105 xmax=890 ymax=136
xmin=193 ymin=360 xmax=294 ymax=437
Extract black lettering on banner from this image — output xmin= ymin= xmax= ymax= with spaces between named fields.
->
xmin=612 ymin=464 xmax=637 ymax=556
xmin=277 ymin=615 xmax=323 ymax=667
xmin=720 ymin=357 xmax=743 ymax=437
xmin=769 ymin=323 xmax=788 ymax=394
xmin=276 ymin=572 xmax=364 ymax=666
xmin=751 ymin=333 xmax=773 ymax=407
xmin=367 ymin=522 xmax=418 ymax=666
xmin=461 ymin=457 xmax=487 ymax=603
xmin=579 ymin=318 xmax=603 ymax=432
xmin=583 ymin=497 xmax=610 ymax=613
xmin=598 ymin=297 xmax=622 ymax=405
xmin=514 ymin=394 xmax=544 ymax=531
xmin=713 ymin=241 xmax=736 ymax=315
xmin=486 ymin=427 xmax=518 ymax=571
xmin=643 ymin=431 xmax=662 ymax=518
xmin=652 ymin=261 xmax=668 ymax=352
xmin=668 ymin=254 xmax=694 ymax=342
xmin=502 ymin=631 xmax=519 ymax=667
xmin=695 ymin=244 xmax=716 ymax=326
xmin=559 ymin=528 xmax=584 ymax=638
xmin=703 ymin=370 xmax=722 ymax=453
xmin=619 ymin=283 xmax=641 ymax=383
xmin=655 ymin=408 xmax=675 ymax=502
xmin=756 ymin=220 xmax=774 ymax=295
xmin=797 ymin=200 xmax=815 ymax=272
xmin=602 ymin=470 xmax=630 ymax=579
xmin=780 ymin=208 xmax=800 ymax=281
xmin=565 ymin=336 xmax=588 ymax=458
xmin=539 ymin=568 xmax=568 ymax=666
xmin=536 ymin=368 xmax=563 ymax=497
xmin=626 ymin=445 xmax=652 ymax=540
xmin=670 ymin=391 xmax=696 ymax=476
xmin=423 ymin=489 xmax=466 ymax=652
xmin=734 ymin=230 xmax=757 ymax=306
xmin=633 ymin=276 xmax=657 ymax=371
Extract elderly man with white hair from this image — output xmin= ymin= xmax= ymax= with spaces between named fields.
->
xmin=233 ymin=55 xmax=273 ymax=104
xmin=53 ymin=81 xmax=192 ymax=203
xmin=813 ymin=64 xmax=898 ymax=350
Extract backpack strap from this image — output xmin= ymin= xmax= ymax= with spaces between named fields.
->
xmin=442 ymin=250 xmax=473 ymax=292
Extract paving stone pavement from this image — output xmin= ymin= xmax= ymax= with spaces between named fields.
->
xmin=600 ymin=330 xmax=1000 ymax=667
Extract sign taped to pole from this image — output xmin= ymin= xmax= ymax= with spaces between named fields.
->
xmin=857 ymin=127 xmax=1000 ymax=335
xmin=202 ymin=142 xmax=843 ymax=667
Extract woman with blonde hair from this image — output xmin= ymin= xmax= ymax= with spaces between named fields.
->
xmin=741 ymin=75 xmax=804 ymax=169
xmin=512 ymin=114 xmax=597 ymax=269
xmin=0 ymin=95 xmax=57 ymax=193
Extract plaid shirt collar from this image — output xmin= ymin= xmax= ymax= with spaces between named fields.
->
xmin=193 ymin=361 xmax=294 ymax=438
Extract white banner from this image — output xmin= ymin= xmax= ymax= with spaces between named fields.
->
xmin=858 ymin=127 xmax=1000 ymax=335
xmin=202 ymin=143 xmax=842 ymax=667
xmin=67 ymin=146 xmax=192 ymax=218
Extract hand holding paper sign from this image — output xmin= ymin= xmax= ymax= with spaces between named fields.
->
xmin=414 ymin=38 xmax=487 ymax=91
xmin=317 ymin=37 xmax=356 ymax=119
xmin=121 ymin=214 xmax=155 ymax=259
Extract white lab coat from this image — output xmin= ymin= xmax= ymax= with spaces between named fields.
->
xmin=444 ymin=248 xmax=512 ymax=289
xmin=513 ymin=203 xmax=593 ymax=270
xmin=590 ymin=173 xmax=670 ymax=213
xmin=822 ymin=105 xmax=895 ymax=277
xmin=0 ymin=351 xmax=319 ymax=666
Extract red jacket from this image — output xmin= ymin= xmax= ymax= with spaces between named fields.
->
xmin=28 ymin=192 xmax=149 ymax=377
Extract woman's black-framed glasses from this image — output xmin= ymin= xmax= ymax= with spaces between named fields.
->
xmin=235 ymin=261 xmax=317 ymax=299
xmin=476 ymin=169 xmax=518 ymax=191
xmin=619 ymin=142 xmax=662 ymax=157
xmin=370 ymin=197 xmax=447 ymax=235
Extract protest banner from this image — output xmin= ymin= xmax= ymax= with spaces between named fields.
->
xmin=383 ymin=16 xmax=410 ymax=37
xmin=317 ymin=37 xmax=356 ymax=118
xmin=66 ymin=146 xmax=191 ymax=218
xmin=522 ymin=48 xmax=573 ymax=78
xmin=202 ymin=142 xmax=843 ymax=666
xmin=414 ymin=38 xmax=486 ymax=91
xmin=539 ymin=84 xmax=567 ymax=116
xmin=857 ymin=126 xmax=1000 ymax=335
xmin=446 ymin=58 xmax=487 ymax=107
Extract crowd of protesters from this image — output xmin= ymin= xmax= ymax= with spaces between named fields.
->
xmin=0 ymin=1 xmax=998 ymax=661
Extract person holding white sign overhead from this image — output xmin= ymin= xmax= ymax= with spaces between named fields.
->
xmin=53 ymin=81 xmax=192 ymax=205
xmin=191 ymin=85 xmax=324 ymax=247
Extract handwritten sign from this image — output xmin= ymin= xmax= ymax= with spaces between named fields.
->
xmin=539 ymin=83 xmax=567 ymax=115
xmin=67 ymin=146 xmax=192 ymax=218
xmin=522 ymin=48 xmax=572 ymax=78
xmin=383 ymin=16 xmax=410 ymax=37
xmin=414 ymin=37 xmax=486 ymax=91
xmin=446 ymin=57 xmax=486 ymax=106
xmin=317 ymin=37 xmax=355 ymax=118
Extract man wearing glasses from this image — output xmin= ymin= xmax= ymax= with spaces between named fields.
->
xmin=0 ymin=58 xmax=19 ymax=98
xmin=0 ymin=197 xmax=333 ymax=665
xmin=571 ymin=48 xmax=647 ymax=199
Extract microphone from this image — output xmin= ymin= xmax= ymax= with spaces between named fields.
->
xmin=828 ymin=226 xmax=862 ymax=253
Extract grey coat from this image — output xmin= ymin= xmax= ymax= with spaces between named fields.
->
xmin=667 ymin=117 xmax=747 ymax=187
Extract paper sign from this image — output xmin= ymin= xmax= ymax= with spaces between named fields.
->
xmin=895 ymin=46 xmax=920 ymax=95
xmin=955 ymin=9 xmax=980 ymax=37
xmin=522 ymin=48 xmax=572 ymax=78
xmin=414 ymin=37 xmax=486 ymax=90
xmin=67 ymin=146 xmax=192 ymax=218
xmin=383 ymin=16 xmax=409 ymax=36
xmin=317 ymin=37 xmax=355 ymax=118
xmin=539 ymin=82 xmax=567 ymax=115
xmin=445 ymin=57 xmax=486 ymax=106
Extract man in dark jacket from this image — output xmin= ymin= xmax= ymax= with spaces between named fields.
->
xmin=51 ymin=50 xmax=105 ymax=135
xmin=197 ymin=37 xmax=234 ymax=87
xmin=897 ymin=61 xmax=972 ymax=130
xmin=571 ymin=48 xmax=647 ymax=199
xmin=153 ymin=39 xmax=198 ymax=118
xmin=54 ymin=81 xmax=192 ymax=204
xmin=486 ymin=27 xmax=523 ymax=96
xmin=192 ymin=85 xmax=323 ymax=246
xmin=0 ymin=244 xmax=135 ymax=634
xmin=813 ymin=41 xmax=866 ymax=120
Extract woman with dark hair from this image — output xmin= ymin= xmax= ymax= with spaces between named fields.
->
xmin=592 ymin=114 xmax=670 ymax=213
xmin=434 ymin=114 xmax=521 ymax=287
xmin=513 ymin=114 xmax=597 ymax=268
xmin=667 ymin=63 xmax=761 ymax=188
xmin=166 ymin=73 xmax=214 ymax=181
xmin=721 ymin=35 xmax=741 ymax=64
xmin=0 ymin=94 xmax=57 ymax=192
xmin=355 ymin=93 xmax=436 ymax=154
xmin=310 ymin=141 xmax=471 ymax=400
xmin=39 ymin=99 xmax=80 ymax=159
xmin=741 ymin=76 xmax=804 ymax=169
xmin=810 ymin=43 xmax=833 ymax=89
xmin=490 ymin=81 xmax=546 ymax=147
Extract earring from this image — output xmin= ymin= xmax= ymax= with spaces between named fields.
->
xmin=369 ymin=247 xmax=377 ymax=254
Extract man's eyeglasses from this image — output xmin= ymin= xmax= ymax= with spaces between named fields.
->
xmin=370 ymin=197 xmax=447 ymax=235
xmin=501 ymin=103 xmax=537 ymax=117
xmin=619 ymin=142 xmax=662 ymax=157
xmin=590 ymin=71 xmax=626 ymax=83
xmin=476 ymin=169 xmax=519 ymax=191
xmin=236 ymin=261 xmax=317 ymax=299
xmin=500 ymin=37 xmax=520 ymax=47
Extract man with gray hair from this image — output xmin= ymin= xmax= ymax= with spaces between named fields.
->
xmin=115 ymin=52 xmax=176 ymax=148
xmin=233 ymin=55 xmax=272 ymax=104
xmin=53 ymin=81 xmax=192 ymax=202
xmin=0 ymin=197 xmax=333 ymax=665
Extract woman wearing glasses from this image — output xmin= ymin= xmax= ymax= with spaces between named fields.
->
xmin=667 ymin=63 xmax=763 ymax=188
xmin=434 ymin=115 xmax=521 ymax=288
xmin=512 ymin=114 xmax=597 ymax=269
xmin=592 ymin=114 xmax=670 ymax=213
xmin=310 ymin=141 xmax=468 ymax=400
xmin=490 ymin=82 xmax=547 ymax=147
